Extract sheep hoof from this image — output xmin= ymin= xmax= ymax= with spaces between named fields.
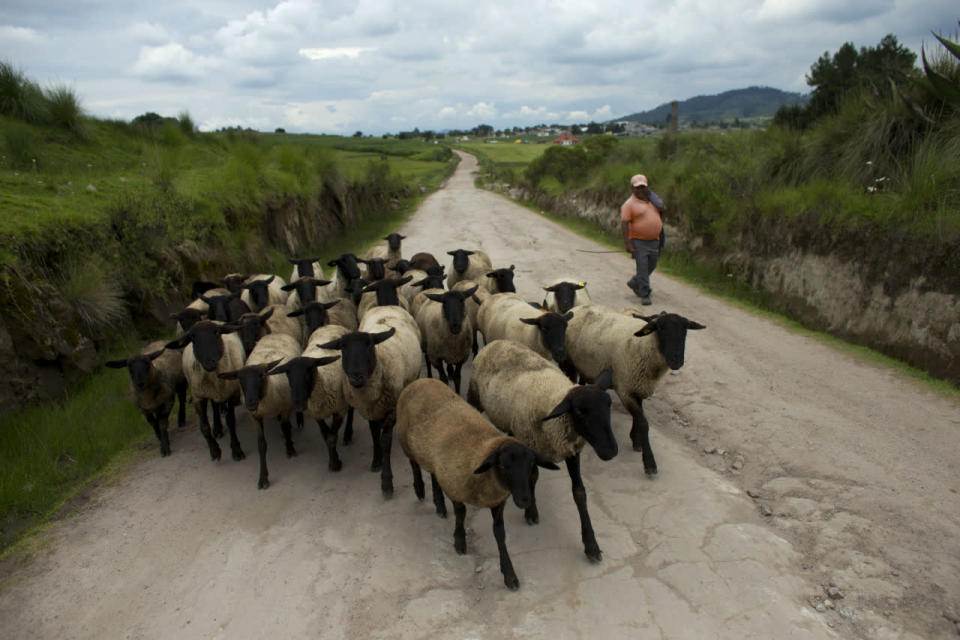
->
xmin=370 ymin=461 xmax=382 ymax=472
xmin=454 ymin=538 xmax=466 ymax=554
xmin=328 ymin=459 xmax=343 ymax=472
xmin=504 ymin=575 xmax=520 ymax=591
xmin=231 ymin=449 xmax=246 ymax=462
xmin=258 ymin=478 xmax=270 ymax=490
xmin=209 ymin=447 xmax=222 ymax=461
xmin=644 ymin=466 xmax=658 ymax=476
xmin=382 ymin=486 xmax=394 ymax=500
xmin=285 ymin=446 xmax=297 ymax=458
xmin=524 ymin=508 xmax=539 ymax=525
xmin=585 ymin=548 xmax=603 ymax=563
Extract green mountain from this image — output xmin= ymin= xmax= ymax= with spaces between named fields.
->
xmin=616 ymin=86 xmax=808 ymax=125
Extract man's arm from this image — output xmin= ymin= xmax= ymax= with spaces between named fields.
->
xmin=648 ymin=189 xmax=665 ymax=213
xmin=621 ymin=220 xmax=632 ymax=253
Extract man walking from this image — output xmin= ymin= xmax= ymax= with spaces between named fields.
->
xmin=621 ymin=174 xmax=663 ymax=305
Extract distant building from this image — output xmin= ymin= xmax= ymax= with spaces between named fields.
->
xmin=553 ymin=132 xmax=579 ymax=145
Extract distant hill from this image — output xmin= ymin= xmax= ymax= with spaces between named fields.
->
xmin=616 ymin=86 xmax=809 ymax=125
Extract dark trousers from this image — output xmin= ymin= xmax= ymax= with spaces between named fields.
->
xmin=628 ymin=238 xmax=660 ymax=297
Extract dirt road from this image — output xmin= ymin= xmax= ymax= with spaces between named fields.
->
xmin=1 ymin=151 xmax=958 ymax=639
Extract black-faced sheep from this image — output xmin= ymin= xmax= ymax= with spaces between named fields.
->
xmin=467 ymin=339 xmax=617 ymax=562
xmin=287 ymin=299 xmax=358 ymax=333
xmin=165 ymin=320 xmax=247 ymax=463
xmin=316 ymin=305 xmax=422 ymax=497
xmin=485 ymin=265 xmax=517 ymax=294
xmin=565 ymin=306 xmax=705 ymax=475
xmin=236 ymin=305 xmax=304 ymax=356
xmin=240 ymin=275 xmax=289 ymax=312
xmin=452 ymin=279 xmax=489 ymax=356
xmin=288 ymin=256 xmax=324 ymax=283
xmin=446 ymin=249 xmax=493 ymax=290
xmin=397 ymin=378 xmax=559 ymax=590
xmin=199 ymin=291 xmax=251 ymax=323
xmin=281 ymin=276 xmax=332 ymax=314
xmin=476 ymin=293 xmax=572 ymax=367
xmin=324 ymin=253 xmax=364 ymax=300
xmin=356 ymin=276 xmax=412 ymax=321
xmin=268 ymin=324 xmax=349 ymax=472
xmin=217 ymin=333 xmax=301 ymax=489
xmin=542 ymin=279 xmax=591 ymax=314
xmin=362 ymin=233 xmax=405 ymax=269
xmin=105 ymin=341 xmax=187 ymax=457
xmin=413 ymin=286 xmax=478 ymax=393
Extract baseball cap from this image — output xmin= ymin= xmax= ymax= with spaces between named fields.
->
xmin=630 ymin=174 xmax=648 ymax=187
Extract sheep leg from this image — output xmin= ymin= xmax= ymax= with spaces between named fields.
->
xmin=431 ymin=474 xmax=447 ymax=518
xmin=566 ymin=454 xmax=602 ymax=562
xmin=196 ymin=399 xmax=221 ymax=461
xmin=379 ymin=417 xmax=395 ymax=499
xmin=255 ymin=418 xmax=269 ymax=490
xmin=435 ymin=359 xmax=449 ymax=384
xmin=343 ymin=407 xmax=354 ymax=445
xmin=368 ymin=420 xmax=383 ymax=471
xmin=280 ymin=416 xmax=297 ymax=458
xmin=624 ymin=395 xmax=657 ymax=475
xmin=317 ymin=417 xmax=342 ymax=472
xmin=211 ymin=401 xmax=224 ymax=439
xmin=448 ymin=362 xmax=462 ymax=395
xmin=423 ymin=352 xmax=434 ymax=379
xmin=175 ymin=380 xmax=187 ymax=429
xmin=224 ymin=401 xmax=245 ymax=461
xmin=471 ymin=329 xmax=479 ymax=357
xmin=144 ymin=412 xmax=164 ymax=455
xmin=491 ymin=502 xmax=519 ymax=590
xmin=453 ymin=501 xmax=467 ymax=554
xmin=410 ymin=461 xmax=425 ymax=500
xmin=295 ymin=411 xmax=304 ymax=431
xmin=156 ymin=410 xmax=172 ymax=457
xmin=524 ymin=466 xmax=540 ymax=525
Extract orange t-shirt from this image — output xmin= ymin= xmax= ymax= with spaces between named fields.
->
xmin=621 ymin=196 xmax=662 ymax=241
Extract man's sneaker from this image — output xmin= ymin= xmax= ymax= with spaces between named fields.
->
xmin=626 ymin=280 xmax=639 ymax=294
xmin=640 ymin=296 xmax=652 ymax=306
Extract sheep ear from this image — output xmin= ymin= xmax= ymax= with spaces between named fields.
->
xmin=104 ymin=358 xmax=129 ymax=368
xmin=543 ymin=284 xmax=557 ymax=292
xmin=199 ymin=294 xmax=212 ymax=304
xmin=267 ymin=361 xmax=291 ymax=376
xmin=542 ymin=398 xmax=571 ymax=421
xmin=371 ymin=327 xmax=396 ymax=345
xmin=264 ymin=275 xmax=275 ymax=284
xmin=324 ymin=300 xmax=340 ymax=309
xmin=264 ymin=359 xmax=284 ymax=373
xmin=287 ymin=257 xmax=298 ymax=265
xmin=311 ymin=355 xmax=341 ymax=368
xmin=281 ymin=283 xmax=296 ymax=291
xmin=686 ymin=319 xmax=706 ymax=330
xmin=462 ymin=285 xmax=479 ymax=297
xmin=594 ymin=369 xmax=613 ymax=391
xmin=535 ymin=454 xmax=560 ymax=470
xmin=147 ymin=349 xmax=165 ymax=361
xmin=259 ymin=307 xmax=275 ymax=322
xmin=575 ymin=281 xmax=586 ymax=289
xmin=165 ymin=335 xmax=191 ymax=350
xmin=632 ymin=313 xmax=656 ymax=322
xmin=219 ymin=323 xmax=241 ymax=334
xmin=399 ymin=275 xmax=413 ymax=285
xmin=327 ymin=258 xmax=338 ymax=266
xmin=446 ymin=250 xmax=456 ymax=256
xmin=287 ymin=309 xmax=304 ymax=318
xmin=519 ymin=317 xmax=539 ymax=326
xmin=425 ymin=293 xmax=444 ymax=303
xmin=218 ymin=370 xmax=239 ymax=380
xmin=473 ymin=452 xmax=498 ymax=474
xmin=527 ymin=302 xmax=542 ymax=310
xmin=635 ymin=324 xmax=657 ymax=337
xmin=563 ymin=311 xmax=574 ymax=321
xmin=316 ymin=338 xmax=343 ymax=350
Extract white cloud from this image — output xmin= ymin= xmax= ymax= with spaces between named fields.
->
xmin=299 ymin=47 xmax=375 ymax=60
xmin=438 ymin=106 xmax=457 ymax=118
xmin=0 ymin=25 xmax=44 ymax=43
xmin=466 ymin=102 xmax=496 ymax=119
xmin=130 ymin=43 xmax=217 ymax=81
xmin=128 ymin=22 xmax=170 ymax=44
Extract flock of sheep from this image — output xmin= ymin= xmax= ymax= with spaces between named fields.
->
xmin=107 ymin=232 xmax=706 ymax=590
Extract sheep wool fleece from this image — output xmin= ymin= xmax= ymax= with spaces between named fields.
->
xmin=397 ymin=379 xmax=517 ymax=507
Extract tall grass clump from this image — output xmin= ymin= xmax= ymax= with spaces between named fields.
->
xmin=177 ymin=111 xmax=196 ymax=138
xmin=0 ymin=61 xmax=49 ymax=124
xmin=44 ymin=85 xmax=87 ymax=139
xmin=60 ymin=255 xmax=128 ymax=337
xmin=2 ymin=121 xmax=36 ymax=169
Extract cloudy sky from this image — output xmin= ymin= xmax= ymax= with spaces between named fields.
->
xmin=1 ymin=1 xmax=956 ymax=134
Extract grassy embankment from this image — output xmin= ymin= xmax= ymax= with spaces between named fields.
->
xmin=0 ymin=69 xmax=457 ymax=553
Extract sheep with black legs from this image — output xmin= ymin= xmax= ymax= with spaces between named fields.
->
xmin=397 ymin=267 xmax=445 ymax=307
xmin=287 ymin=299 xmax=358 ymax=333
xmin=413 ymin=285 xmax=478 ymax=393
xmin=236 ymin=305 xmax=304 ymax=356
xmin=170 ymin=285 xmax=231 ymax=336
xmin=217 ymin=333 xmax=301 ymax=489
xmin=446 ymin=249 xmax=493 ymax=290
xmin=268 ymin=324 xmax=349 ymax=473
xmin=165 ymin=320 xmax=247 ymax=464
xmin=452 ymin=279 xmax=488 ymax=356
xmin=322 ymin=253 xmax=364 ymax=301
xmin=542 ymin=279 xmax=591 ymax=314
xmin=362 ymin=233 xmax=405 ymax=269
xmin=356 ymin=276 xmax=412 ymax=320
xmin=397 ymin=378 xmax=559 ymax=590
xmin=199 ymin=291 xmax=250 ymax=323
xmin=281 ymin=276 xmax=332 ymax=315
xmin=564 ymin=306 xmax=706 ymax=475
xmin=468 ymin=339 xmax=617 ymax=562
xmin=105 ymin=341 xmax=187 ymax=457
xmin=476 ymin=293 xmax=573 ymax=368
xmin=316 ymin=305 xmax=421 ymax=497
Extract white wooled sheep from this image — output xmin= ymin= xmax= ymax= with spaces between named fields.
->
xmin=288 ymin=256 xmax=324 ymax=283
xmin=240 ymin=274 xmax=289 ymax=312
xmin=218 ymin=333 xmax=301 ymax=489
xmin=564 ymin=305 xmax=705 ymax=475
xmin=397 ymin=378 xmax=558 ymax=590
xmin=236 ymin=305 xmax=304 ymax=356
xmin=356 ymin=276 xmax=412 ymax=320
xmin=476 ymin=293 xmax=573 ymax=367
xmin=105 ymin=341 xmax=187 ymax=457
xmin=316 ymin=305 xmax=422 ymax=497
xmin=452 ymin=279 xmax=488 ymax=356
xmin=467 ymin=339 xmax=617 ymax=562
xmin=542 ymin=279 xmax=591 ymax=314
xmin=166 ymin=320 xmax=248 ymax=463
xmin=446 ymin=249 xmax=493 ymax=290
xmin=269 ymin=324 xmax=349 ymax=472
xmin=413 ymin=285 xmax=478 ymax=393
